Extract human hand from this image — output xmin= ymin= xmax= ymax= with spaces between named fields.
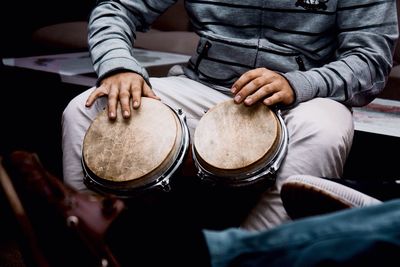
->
xmin=231 ymin=68 xmax=295 ymax=107
xmin=85 ymin=72 xmax=160 ymax=119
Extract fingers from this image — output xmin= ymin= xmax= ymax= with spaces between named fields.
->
xmin=107 ymin=83 xmax=120 ymax=119
xmin=84 ymin=72 xmax=160 ymax=120
xmin=85 ymin=85 xmax=108 ymax=107
xmin=231 ymin=68 xmax=295 ymax=107
xmin=231 ymin=68 xmax=264 ymax=95
xmin=131 ymin=78 xmax=161 ymax=111
xmin=231 ymin=68 xmax=274 ymax=104
xmin=119 ymin=82 xmax=132 ymax=118
xmin=244 ymin=83 xmax=275 ymax=106
xmin=143 ymin=82 xmax=161 ymax=101
xmin=263 ymin=91 xmax=284 ymax=106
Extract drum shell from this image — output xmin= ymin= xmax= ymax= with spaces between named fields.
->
xmin=82 ymin=99 xmax=190 ymax=198
xmin=192 ymin=101 xmax=288 ymax=188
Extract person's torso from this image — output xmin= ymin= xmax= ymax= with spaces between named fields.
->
xmin=184 ymin=0 xmax=338 ymax=87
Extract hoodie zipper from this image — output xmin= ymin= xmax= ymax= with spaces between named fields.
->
xmin=295 ymin=56 xmax=306 ymax=71
xmin=194 ymin=41 xmax=211 ymax=74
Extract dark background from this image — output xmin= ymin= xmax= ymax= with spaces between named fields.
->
xmin=0 ymin=1 xmax=95 ymax=177
xmin=1 ymin=1 xmax=94 ymax=57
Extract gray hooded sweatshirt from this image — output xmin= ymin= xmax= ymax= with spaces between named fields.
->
xmin=88 ymin=0 xmax=398 ymax=107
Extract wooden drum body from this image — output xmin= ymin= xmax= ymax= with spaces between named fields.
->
xmin=82 ymin=97 xmax=190 ymax=197
xmin=192 ymin=99 xmax=288 ymax=188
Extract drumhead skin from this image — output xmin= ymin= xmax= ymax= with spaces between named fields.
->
xmin=193 ymin=99 xmax=287 ymax=186
xmin=82 ymin=97 xmax=180 ymax=185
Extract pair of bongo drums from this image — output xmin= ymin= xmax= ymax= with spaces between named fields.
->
xmin=82 ymin=97 xmax=288 ymax=197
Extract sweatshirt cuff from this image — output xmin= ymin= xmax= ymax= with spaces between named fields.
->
xmin=282 ymin=71 xmax=316 ymax=105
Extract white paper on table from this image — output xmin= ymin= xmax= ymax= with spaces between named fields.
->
xmin=2 ymin=49 xmax=190 ymax=76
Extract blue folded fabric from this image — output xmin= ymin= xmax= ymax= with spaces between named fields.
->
xmin=205 ymin=199 xmax=400 ymax=267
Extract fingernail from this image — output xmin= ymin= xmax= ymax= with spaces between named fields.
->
xmin=245 ymin=97 xmax=252 ymax=105
xmin=231 ymin=86 xmax=237 ymax=93
xmin=123 ymin=110 xmax=129 ymax=117
xmin=133 ymin=101 xmax=139 ymax=108
xmin=234 ymin=95 xmax=241 ymax=102
xmin=109 ymin=112 xmax=115 ymax=118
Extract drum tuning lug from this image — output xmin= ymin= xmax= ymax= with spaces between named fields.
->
xmin=160 ymin=180 xmax=171 ymax=192
xmin=177 ymin=108 xmax=187 ymax=121
xmin=197 ymin=170 xmax=205 ymax=180
xmin=86 ymin=179 xmax=94 ymax=185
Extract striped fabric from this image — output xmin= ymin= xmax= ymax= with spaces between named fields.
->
xmin=88 ymin=0 xmax=398 ymax=107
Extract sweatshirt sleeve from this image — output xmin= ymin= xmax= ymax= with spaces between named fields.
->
xmin=87 ymin=0 xmax=177 ymax=86
xmin=283 ymin=0 xmax=399 ymax=107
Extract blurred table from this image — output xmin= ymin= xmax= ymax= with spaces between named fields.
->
xmin=2 ymin=49 xmax=191 ymax=87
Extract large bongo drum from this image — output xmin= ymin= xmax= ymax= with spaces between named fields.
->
xmin=192 ymin=99 xmax=288 ymax=188
xmin=82 ymin=97 xmax=190 ymax=197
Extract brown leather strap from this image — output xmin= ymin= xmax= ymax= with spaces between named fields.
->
xmin=0 ymin=156 xmax=51 ymax=267
xmin=5 ymin=150 xmax=125 ymax=267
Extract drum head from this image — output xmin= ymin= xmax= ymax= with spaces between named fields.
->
xmin=82 ymin=97 xmax=180 ymax=184
xmin=194 ymin=99 xmax=280 ymax=176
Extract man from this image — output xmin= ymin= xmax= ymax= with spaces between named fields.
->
xmin=62 ymin=0 xmax=398 ymax=230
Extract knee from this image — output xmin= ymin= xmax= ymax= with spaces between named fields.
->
xmin=298 ymin=116 xmax=352 ymax=154
xmin=62 ymin=95 xmax=82 ymax=123
xmin=287 ymin=98 xmax=354 ymax=153
xmin=62 ymin=88 xmax=97 ymax=124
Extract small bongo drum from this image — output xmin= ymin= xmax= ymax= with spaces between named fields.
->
xmin=82 ymin=97 xmax=189 ymax=197
xmin=192 ymin=99 xmax=288 ymax=187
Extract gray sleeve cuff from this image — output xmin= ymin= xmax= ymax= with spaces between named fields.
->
xmin=282 ymin=71 xmax=317 ymax=105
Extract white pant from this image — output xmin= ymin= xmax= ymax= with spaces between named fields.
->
xmin=62 ymin=70 xmax=354 ymax=231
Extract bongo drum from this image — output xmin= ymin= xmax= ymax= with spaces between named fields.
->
xmin=192 ymin=99 xmax=288 ymax=187
xmin=82 ymin=97 xmax=190 ymax=197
